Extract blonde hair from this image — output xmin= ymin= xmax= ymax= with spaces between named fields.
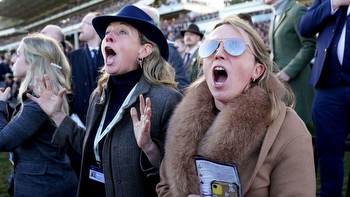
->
xmin=190 ymin=15 xmax=294 ymax=122
xmin=19 ymin=33 xmax=71 ymax=114
xmin=96 ymin=31 xmax=177 ymax=93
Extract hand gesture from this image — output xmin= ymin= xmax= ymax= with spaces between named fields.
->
xmin=0 ymin=87 xmax=11 ymax=102
xmin=276 ymin=71 xmax=290 ymax=81
xmin=130 ymin=94 xmax=152 ymax=150
xmin=27 ymin=74 xmax=66 ymax=125
xmin=332 ymin=0 xmax=350 ymax=9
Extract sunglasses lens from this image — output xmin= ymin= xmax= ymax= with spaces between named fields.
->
xmin=198 ymin=38 xmax=247 ymax=58
xmin=224 ymin=38 xmax=246 ymax=56
xmin=198 ymin=40 xmax=219 ymax=58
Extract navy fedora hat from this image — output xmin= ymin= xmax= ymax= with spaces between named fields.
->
xmin=92 ymin=5 xmax=169 ymax=60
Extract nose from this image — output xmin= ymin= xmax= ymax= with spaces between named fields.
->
xmin=214 ymin=41 xmax=226 ymax=60
xmin=11 ymin=56 xmax=16 ymax=64
xmin=104 ymin=32 xmax=114 ymax=42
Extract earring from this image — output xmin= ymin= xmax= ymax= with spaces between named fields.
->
xmin=252 ymin=77 xmax=256 ymax=82
xmin=138 ymin=58 xmax=144 ymax=68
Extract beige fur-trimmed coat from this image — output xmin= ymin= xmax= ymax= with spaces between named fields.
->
xmin=156 ymin=78 xmax=316 ymax=196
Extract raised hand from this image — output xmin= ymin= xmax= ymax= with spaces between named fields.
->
xmin=27 ymin=74 xmax=66 ymax=126
xmin=130 ymin=94 xmax=161 ymax=167
xmin=130 ymin=94 xmax=152 ymax=150
xmin=332 ymin=0 xmax=350 ymax=9
xmin=0 ymin=87 xmax=11 ymax=102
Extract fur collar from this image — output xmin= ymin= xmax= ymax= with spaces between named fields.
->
xmin=163 ymin=78 xmax=283 ymax=196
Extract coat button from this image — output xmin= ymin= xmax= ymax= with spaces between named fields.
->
xmin=117 ymin=180 xmax=121 ymax=184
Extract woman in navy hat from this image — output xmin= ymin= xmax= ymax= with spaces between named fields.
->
xmin=28 ymin=5 xmax=182 ymax=197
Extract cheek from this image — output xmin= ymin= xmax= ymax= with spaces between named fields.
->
xmin=14 ymin=61 xmax=27 ymax=76
xmin=202 ymin=59 xmax=211 ymax=75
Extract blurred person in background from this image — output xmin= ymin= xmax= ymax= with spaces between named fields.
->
xmin=41 ymin=24 xmax=67 ymax=55
xmin=238 ymin=13 xmax=253 ymax=26
xmin=65 ymin=40 xmax=74 ymax=54
xmin=299 ymin=0 xmax=350 ymax=195
xmin=139 ymin=5 xmax=189 ymax=92
xmin=0 ymin=53 xmax=13 ymax=88
xmin=174 ymin=33 xmax=186 ymax=57
xmin=67 ymin=12 xmax=104 ymax=177
xmin=181 ymin=23 xmax=203 ymax=83
xmin=265 ymin=0 xmax=316 ymax=132
xmin=68 ymin=11 xmax=104 ymax=126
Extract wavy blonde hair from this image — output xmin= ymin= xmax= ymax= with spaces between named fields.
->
xmin=189 ymin=15 xmax=295 ymax=123
xmin=19 ymin=33 xmax=71 ymax=114
xmin=96 ymin=31 xmax=177 ymax=93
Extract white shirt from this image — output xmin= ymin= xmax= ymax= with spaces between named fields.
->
xmin=336 ymin=6 xmax=350 ymax=65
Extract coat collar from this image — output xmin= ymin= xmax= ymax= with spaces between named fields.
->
xmin=85 ymin=75 xmax=151 ymax=132
xmin=273 ymin=0 xmax=294 ymax=32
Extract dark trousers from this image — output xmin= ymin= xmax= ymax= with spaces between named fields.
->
xmin=313 ymin=85 xmax=350 ymax=197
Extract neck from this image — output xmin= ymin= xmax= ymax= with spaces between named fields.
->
xmin=87 ymin=37 xmax=101 ymax=48
xmin=186 ymin=44 xmax=198 ymax=52
xmin=214 ymin=99 xmax=225 ymax=111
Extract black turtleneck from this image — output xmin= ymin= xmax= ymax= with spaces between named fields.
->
xmin=103 ymin=68 xmax=143 ymax=128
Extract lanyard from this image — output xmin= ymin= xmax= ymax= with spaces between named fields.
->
xmin=93 ymin=84 xmax=137 ymax=164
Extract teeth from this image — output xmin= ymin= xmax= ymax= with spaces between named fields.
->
xmin=214 ymin=67 xmax=224 ymax=71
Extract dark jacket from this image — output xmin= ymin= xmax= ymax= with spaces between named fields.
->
xmin=167 ymin=41 xmax=189 ymax=92
xmin=68 ymin=44 xmax=104 ymax=124
xmin=299 ymin=0 xmax=350 ymax=87
xmin=183 ymin=49 xmax=200 ymax=83
xmin=0 ymin=96 xmax=78 ymax=197
xmin=52 ymin=75 xmax=182 ymax=197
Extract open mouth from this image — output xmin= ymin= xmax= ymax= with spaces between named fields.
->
xmin=105 ymin=46 xmax=116 ymax=64
xmin=213 ymin=66 xmax=227 ymax=85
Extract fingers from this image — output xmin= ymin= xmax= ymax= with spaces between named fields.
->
xmin=139 ymin=94 xmax=145 ymax=115
xmin=26 ymin=92 xmax=38 ymax=103
xmin=3 ymin=87 xmax=11 ymax=95
xmin=0 ymin=87 xmax=11 ymax=101
xmin=139 ymin=94 xmax=151 ymax=115
xmin=34 ymin=74 xmax=53 ymax=91
xmin=58 ymin=88 xmax=67 ymax=98
xmin=130 ymin=107 xmax=139 ymax=123
xmin=30 ymin=82 xmax=41 ymax=97
xmin=130 ymin=95 xmax=152 ymax=124
xmin=43 ymin=74 xmax=53 ymax=91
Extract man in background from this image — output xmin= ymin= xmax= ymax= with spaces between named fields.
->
xmin=265 ymin=0 xmax=316 ymax=132
xmin=41 ymin=24 xmax=67 ymax=54
xmin=181 ymin=23 xmax=203 ymax=83
xmin=139 ymin=5 xmax=189 ymax=92
xmin=68 ymin=12 xmax=104 ymax=126
xmin=174 ymin=33 xmax=186 ymax=58
xmin=66 ymin=12 xmax=103 ymax=177
xmin=299 ymin=0 xmax=350 ymax=195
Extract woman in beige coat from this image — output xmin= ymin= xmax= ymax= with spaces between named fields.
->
xmin=156 ymin=15 xmax=315 ymax=196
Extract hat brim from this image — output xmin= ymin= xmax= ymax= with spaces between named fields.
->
xmin=180 ymin=30 xmax=203 ymax=38
xmin=93 ymin=15 xmax=169 ymax=60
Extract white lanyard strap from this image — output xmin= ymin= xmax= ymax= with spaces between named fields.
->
xmin=93 ymin=84 xmax=137 ymax=163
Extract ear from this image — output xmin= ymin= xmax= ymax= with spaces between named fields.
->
xmin=138 ymin=43 xmax=153 ymax=59
xmin=252 ymin=63 xmax=265 ymax=80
